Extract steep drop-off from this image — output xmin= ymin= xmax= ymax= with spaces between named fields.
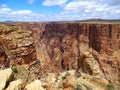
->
xmin=0 ymin=24 xmax=41 ymax=89
xmin=0 ymin=24 xmax=39 ymax=69
xmin=16 ymin=22 xmax=120 ymax=88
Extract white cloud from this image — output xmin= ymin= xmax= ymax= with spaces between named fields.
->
xmin=0 ymin=4 xmax=77 ymax=21
xmin=61 ymin=0 xmax=120 ymax=19
xmin=43 ymin=0 xmax=67 ymax=6
xmin=26 ymin=0 xmax=36 ymax=4
xmin=63 ymin=1 xmax=96 ymax=12
xmin=0 ymin=0 xmax=120 ymax=22
xmin=0 ymin=5 xmax=43 ymax=21
xmin=0 ymin=5 xmax=81 ymax=21
xmin=11 ymin=10 xmax=32 ymax=15
xmin=0 ymin=5 xmax=11 ymax=14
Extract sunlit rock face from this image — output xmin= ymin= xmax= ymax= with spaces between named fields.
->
xmin=12 ymin=22 xmax=120 ymax=89
xmin=0 ymin=24 xmax=37 ymax=67
xmin=0 ymin=68 xmax=13 ymax=90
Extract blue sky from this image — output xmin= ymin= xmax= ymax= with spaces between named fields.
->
xmin=0 ymin=0 xmax=120 ymax=21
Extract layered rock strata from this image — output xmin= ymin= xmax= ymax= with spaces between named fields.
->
xmin=17 ymin=22 xmax=120 ymax=88
xmin=0 ymin=24 xmax=37 ymax=67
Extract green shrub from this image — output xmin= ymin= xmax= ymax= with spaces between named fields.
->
xmin=75 ymin=84 xmax=82 ymax=90
xmin=82 ymin=76 xmax=86 ymax=79
xmin=62 ymin=72 xmax=70 ymax=80
xmin=107 ymin=84 xmax=115 ymax=90
xmin=12 ymin=65 xmax=18 ymax=73
xmin=62 ymin=76 xmax=66 ymax=80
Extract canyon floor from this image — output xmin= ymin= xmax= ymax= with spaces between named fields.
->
xmin=0 ymin=20 xmax=120 ymax=90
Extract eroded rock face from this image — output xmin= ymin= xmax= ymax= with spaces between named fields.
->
xmin=98 ymin=54 xmax=119 ymax=87
xmin=0 ymin=24 xmax=36 ymax=67
xmin=0 ymin=22 xmax=119 ymax=89
xmin=80 ymin=51 xmax=104 ymax=77
xmin=0 ymin=48 xmax=8 ymax=69
xmin=15 ymin=22 xmax=120 ymax=88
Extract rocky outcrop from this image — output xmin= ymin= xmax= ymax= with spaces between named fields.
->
xmin=0 ymin=24 xmax=37 ymax=67
xmin=80 ymin=51 xmax=104 ymax=77
xmin=45 ymin=70 xmax=109 ymax=90
xmin=0 ymin=68 xmax=42 ymax=90
xmin=0 ymin=68 xmax=13 ymax=90
xmin=98 ymin=54 xmax=119 ymax=88
xmin=0 ymin=68 xmax=113 ymax=90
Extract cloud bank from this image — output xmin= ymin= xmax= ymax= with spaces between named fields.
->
xmin=0 ymin=0 xmax=120 ymax=21
xmin=62 ymin=0 xmax=120 ymax=19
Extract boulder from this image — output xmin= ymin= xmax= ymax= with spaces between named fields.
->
xmin=0 ymin=68 xmax=13 ymax=90
xmin=25 ymin=80 xmax=45 ymax=90
xmin=6 ymin=79 xmax=23 ymax=90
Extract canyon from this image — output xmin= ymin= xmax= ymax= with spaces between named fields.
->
xmin=0 ymin=21 xmax=120 ymax=90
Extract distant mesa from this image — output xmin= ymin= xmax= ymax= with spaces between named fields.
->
xmin=4 ymin=20 xmax=14 ymax=22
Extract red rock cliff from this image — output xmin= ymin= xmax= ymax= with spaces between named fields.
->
xmin=0 ymin=24 xmax=37 ymax=68
xmin=17 ymin=22 xmax=120 ymax=87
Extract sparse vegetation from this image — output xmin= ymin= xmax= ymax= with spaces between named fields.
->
xmin=107 ymin=84 xmax=115 ymax=90
xmin=13 ymin=65 xmax=37 ymax=89
xmin=12 ymin=64 xmax=18 ymax=73
xmin=74 ymin=84 xmax=82 ymax=90
xmin=62 ymin=72 xmax=70 ymax=80
xmin=76 ymin=73 xmax=81 ymax=78
xmin=82 ymin=76 xmax=86 ymax=79
xmin=83 ymin=84 xmax=92 ymax=90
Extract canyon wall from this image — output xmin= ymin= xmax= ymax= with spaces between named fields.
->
xmin=0 ymin=22 xmax=119 ymax=89
xmin=17 ymin=22 xmax=120 ymax=87
xmin=0 ymin=24 xmax=37 ymax=68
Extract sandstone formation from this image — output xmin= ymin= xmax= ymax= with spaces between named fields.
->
xmin=44 ymin=70 xmax=109 ymax=90
xmin=80 ymin=51 xmax=104 ymax=77
xmin=0 ymin=24 xmax=41 ymax=89
xmin=0 ymin=68 xmax=113 ymax=90
xmin=6 ymin=79 xmax=23 ymax=90
xmin=0 ymin=24 xmax=37 ymax=67
xmin=0 ymin=22 xmax=119 ymax=89
xmin=25 ymin=80 xmax=45 ymax=90
xmin=17 ymin=22 xmax=120 ymax=88
xmin=0 ymin=68 xmax=13 ymax=90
